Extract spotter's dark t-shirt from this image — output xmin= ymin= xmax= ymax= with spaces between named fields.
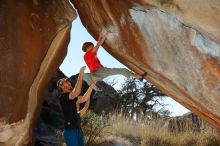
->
xmin=59 ymin=93 xmax=81 ymax=129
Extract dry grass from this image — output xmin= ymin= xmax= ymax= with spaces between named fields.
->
xmin=94 ymin=113 xmax=220 ymax=146
xmin=91 ymin=135 xmax=133 ymax=146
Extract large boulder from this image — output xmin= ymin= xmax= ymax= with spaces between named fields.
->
xmin=71 ymin=0 xmax=220 ymax=130
xmin=91 ymin=81 xmax=119 ymax=115
xmin=0 ymin=0 xmax=220 ymax=145
xmin=0 ymin=0 xmax=76 ymax=145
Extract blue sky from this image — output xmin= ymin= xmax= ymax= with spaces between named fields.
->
xmin=59 ymin=17 xmax=189 ymax=117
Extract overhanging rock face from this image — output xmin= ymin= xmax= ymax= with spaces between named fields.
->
xmin=0 ymin=0 xmax=76 ymax=145
xmin=71 ymin=0 xmax=220 ymax=130
xmin=0 ymin=0 xmax=219 ymax=145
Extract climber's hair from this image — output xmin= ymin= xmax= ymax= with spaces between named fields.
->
xmin=82 ymin=42 xmax=94 ymax=52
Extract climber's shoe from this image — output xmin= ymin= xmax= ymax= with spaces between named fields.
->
xmin=139 ymin=72 xmax=148 ymax=82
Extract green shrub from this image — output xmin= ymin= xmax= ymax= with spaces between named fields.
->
xmin=81 ymin=110 xmax=109 ymax=146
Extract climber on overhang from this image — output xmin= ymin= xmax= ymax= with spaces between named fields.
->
xmin=81 ymin=31 xmax=147 ymax=89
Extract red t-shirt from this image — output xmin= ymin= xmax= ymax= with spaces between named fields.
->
xmin=84 ymin=50 xmax=103 ymax=73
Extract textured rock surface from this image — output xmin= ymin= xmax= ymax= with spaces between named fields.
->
xmin=91 ymin=81 xmax=119 ymax=115
xmin=71 ymin=0 xmax=220 ymax=130
xmin=0 ymin=0 xmax=220 ymax=145
xmin=0 ymin=0 xmax=76 ymax=145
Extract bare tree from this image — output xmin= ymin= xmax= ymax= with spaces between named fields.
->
xmin=117 ymin=78 xmax=169 ymax=120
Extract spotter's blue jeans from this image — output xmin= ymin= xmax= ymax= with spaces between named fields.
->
xmin=64 ymin=128 xmax=84 ymax=146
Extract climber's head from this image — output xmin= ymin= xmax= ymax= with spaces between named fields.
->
xmin=82 ymin=42 xmax=94 ymax=52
